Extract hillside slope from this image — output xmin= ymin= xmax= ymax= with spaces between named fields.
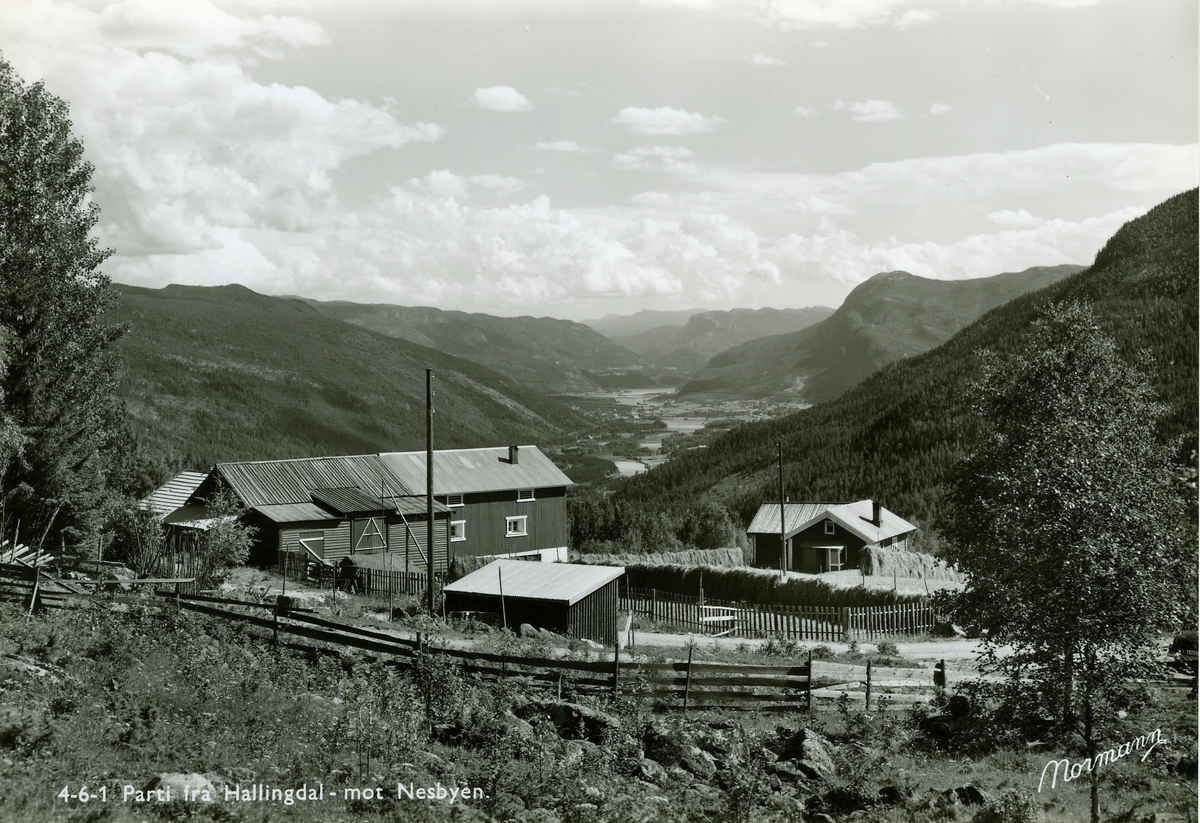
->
xmin=111 ymin=285 xmax=586 ymax=470
xmin=584 ymin=308 xmax=706 ymax=338
xmin=680 ymin=265 xmax=1080 ymax=402
xmin=614 ymin=306 xmax=834 ymax=374
xmin=306 ymin=301 xmax=649 ymax=393
xmin=616 ymin=189 xmax=1198 ymax=528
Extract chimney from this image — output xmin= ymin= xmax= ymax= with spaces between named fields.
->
xmin=509 ymin=445 xmax=519 ymax=465
xmin=872 ymin=500 xmax=882 ymax=527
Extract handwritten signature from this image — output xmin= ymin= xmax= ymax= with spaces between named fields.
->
xmin=1038 ymin=728 xmax=1164 ymax=792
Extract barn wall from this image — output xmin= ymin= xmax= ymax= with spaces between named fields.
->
xmin=450 ymin=486 xmax=568 ymax=559
xmin=388 ymin=515 xmax=449 ymax=573
xmin=567 ymin=579 xmax=619 ymax=646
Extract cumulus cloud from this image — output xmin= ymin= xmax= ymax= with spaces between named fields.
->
xmin=471 ymin=85 xmax=534 ymax=112
xmin=610 ymin=106 xmax=726 ymax=135
xmin=470 ymin=175 xmax=528 ymax=196
xmin=535 ymin=140 xmax=586 ymax=152
xmin=750 ymin=0 xmax=931 ymax=30
xmin=748 ymin=53 xmax=785 ymax=65
xmin=795 ymin=106 xmax=817 ymax=117
xmin=930 ymin=102 xmax=953 ymax=115
xmin=612 ymin=145 xmax=698 ymax=174
xmin=987 ymin=208 xmax=1044 ymax=227
xmin=849 ymin=99 xmax=904 ymax=121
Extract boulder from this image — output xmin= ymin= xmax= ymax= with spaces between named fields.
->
xmin=770 ymin=760 xmax=810 ymax=782
xmin=643 ymin=719 xmax=689 ymax=766
xmin=778 ymin=728 xmax=836 ymax=782
xmin=498 ymin=711 xmax=536 ymax=742
xmin=943 ymin=784 xmax=990 ymax=806
xmin=636 ymin=758 xmax=667 ymax=784
xmin=520 ymin=623 xmax=541 ymax=638
xmin=516 ymin=699 xmax=619 ymax=744
xmin=143 ymin=773 xmax=217 ymax=801
xmin=680 ymin=745 xmax=717 ymax=780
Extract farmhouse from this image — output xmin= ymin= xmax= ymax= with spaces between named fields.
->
xmin=747 ymin=500 xmax=916 ymax=574
xmin=443 ymin=559 xmax=624 ymax=646
xmin=379 ymin=445 xmax=572 ymax=564
xmin=145 ymin=445 xmax=571 ymax=574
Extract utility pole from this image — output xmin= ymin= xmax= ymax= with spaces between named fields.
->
xmin=779 ymin=441 xmax=786 ymax=580
xmin=426 ymin=368 xmax=435 ymax=615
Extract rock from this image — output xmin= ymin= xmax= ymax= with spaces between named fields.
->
xmin=520 ymin=623 xmax=541 ymax=638
xmin=809 ymin=815 xmax=835 ymax=823
xmin=770 ymin=760 xmax=810 ymax=782
xmin=635 ymin=758 xmax=667 ymax=785
xmin=583 ymin=639 xmax=604 ymax=650
xmin=516 ymin=699 xmax=619 ymax=744
xmin=143 ymin=773 xmax=217 ymax=801
xmin=685 ymin=783 xmax=721 ymax=803
xmin=498 ymin=711 xmax=536 ymax=742
xmin=820 ymin=786 xmax=874 ymax=814
xmin=643 ymin=720 xmax=689 ymax=766
xmin=943 ymin=784 xmax=989 ymax=806
xmin=877 ymin=785 xmax=907 ymax=805
xmin=778 ymin=728 xmax=836 ymax=782
xmin=680 ymin=745 xmax=717 ymax=780
xmin=767 ymin=794 xmax=805 ymax=814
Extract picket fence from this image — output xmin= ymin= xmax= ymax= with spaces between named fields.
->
xmin=621 ymin=586 xmax=937 ymax=641
xmin=277 ymin=549 xmax=442 ymax=599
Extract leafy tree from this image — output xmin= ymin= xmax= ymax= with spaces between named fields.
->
xmin=0 ymin=57 xmax=128 ymax=541
xmin=194 ymin=485 xmax=255 ymax=587
xmin=939 ymin=301 xmax=1195 ymax=823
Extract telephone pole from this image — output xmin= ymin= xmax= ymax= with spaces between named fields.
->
xmin=426 ymin=368 xmax=435 ymax=614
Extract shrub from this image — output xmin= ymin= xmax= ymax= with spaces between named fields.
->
xmin=971 ymin=788 xmax=1040 ymax=823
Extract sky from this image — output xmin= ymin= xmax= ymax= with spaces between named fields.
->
xmin=1 ymin=0 xmax=1195 ymax=321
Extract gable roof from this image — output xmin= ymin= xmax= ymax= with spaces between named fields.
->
xmin=143 ymin=471 xmax=209 ymax=516
xmin=379 ymin=446 xmax=572 ymax=496
xmin=214 ymin=455 xmax=413 ymax=508
xmin=748 ymin=500 xmax=917 ymax=545
xmin=444 ymin=559 xmax=623 ymax=605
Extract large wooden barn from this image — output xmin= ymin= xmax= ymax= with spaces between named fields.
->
xmin=747 ymin=499 xmax=917 ymax=573
xmin=443 ymin=560 xmax=624 ymax=646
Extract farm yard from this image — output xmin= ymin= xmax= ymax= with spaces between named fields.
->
xmin=0 ymin=560 xmax=1195 ymax=823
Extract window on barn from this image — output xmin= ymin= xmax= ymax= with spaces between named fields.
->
xmin=353 ymin=517 xmax=387 ymax=552
xmin=824 ymin=520 xmax=836 ymax=535
xmin=505 ymin=515 xmax=528 ymax=537
xmin=446 ymin=494 xmax=464 ymax=507
xmin=517 ymin=489 xmax=534 ymax=502
xmin=450 ymin=520 xmax=466 ymax=542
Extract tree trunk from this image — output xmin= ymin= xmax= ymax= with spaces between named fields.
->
xmin=1084 ymin=648 xmax=1099 ymax=823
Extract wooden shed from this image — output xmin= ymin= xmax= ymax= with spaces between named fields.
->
xmin=443 ymin=560 xmax=624 ymax=646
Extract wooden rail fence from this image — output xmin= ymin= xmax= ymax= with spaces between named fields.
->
xmin=621 ymin=586 xmax=937 ymax=641
xmin=1 ymin=563 xmax=953 ymax=712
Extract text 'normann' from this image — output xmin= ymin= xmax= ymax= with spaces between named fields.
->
xmin=1038 ymin=729 xmax=1164 ymax=792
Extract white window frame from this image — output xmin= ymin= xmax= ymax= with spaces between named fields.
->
xmin=446 ymin=494 xmax=464 ymax=508
xmin=450 ymin=520 xmax=466 ymax=542
xmin=824 ymin=520 xmax=836 ymax=535
xmin=826 ymin=546 xmax=843 ymax=572
xmin=517 ymin=489 xmax=535 ymax=503
xmin=505 ymin=515 xmax=528 ymax=537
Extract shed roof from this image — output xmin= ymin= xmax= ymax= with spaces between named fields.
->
xmin=253 ymin=503 xmax=340 ymax=524
xmin=747 ymin=500 xmax=917 ymax=545
xmin=443 ymin=560 xmax=623 ymax=606
xmin=379 ymin=446 xmax=572 ymax=495
xmin=216 ymin=455 xmax=413 ymax=508
xmin=311 ymin=487 xmax=388 ymax=516
xmin=162 ymin=504 xmax=235 ymax=531
xmin=143 ymin=471 xmax=209 ymax=516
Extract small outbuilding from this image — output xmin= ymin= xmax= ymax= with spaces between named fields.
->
xmin=747 ymin=499 xmax=917 ymax=573
xmin=443 ymin=560 xmax=624 ymax=646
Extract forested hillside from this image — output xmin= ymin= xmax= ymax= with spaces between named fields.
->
xmin=306 ymin=300 xmax=650 ymax=393
xmin=679 ymin=265 xmax=1080 ymax=402
xmin=110 ymin=285 xmax=586 ymax=476
xmin=614 ymin=189 xmax=1198 ymax=530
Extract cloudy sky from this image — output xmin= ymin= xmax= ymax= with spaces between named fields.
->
xmin=1 ymin=0 xmax=1195 ymax=320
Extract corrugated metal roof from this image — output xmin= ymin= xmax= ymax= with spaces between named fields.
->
xmin=379 ymin=446 xmax=572 ymax=496
xmin=747 ymin=500 xmax=917 ymax=545
xmin=388 ymin=497 xmax=451 ymax=516
xmin=311 ymin=487 xmax=388 ymax=515
xmin=143 ymin=471 xmax=209 ymax=516
xmin=217 ymin=455 xmax=413 ymax=507
xmin=163 ymin=504 xmax=235 ymax=531
xmin=747 ymin=503 xmax=831 ymax=535
xmin=253 ymin=503 xmax=340 ymax=524
xmin=444 ymin=559 xmax=623 ymax=606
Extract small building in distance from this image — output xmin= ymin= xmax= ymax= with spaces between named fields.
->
xmin=747 ymin=499 xmax=917 ymax=574
xmin=379 ymin=445 xmax=572 ymax=564
xmin=443 ymin=559 xmax=624 ymax=646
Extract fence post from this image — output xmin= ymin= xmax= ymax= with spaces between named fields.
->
xmin=934 ymin=658 xmax=946 ymax=689
xmin=840 ymin=607 xmax=851 ymax=642
xmin=612 ymin=647 xmax=620 ymax=698
xmin=865 ymin=659 xmax=872 ymax=712
xmin=652 ymin=588 xmax=657 ymax=621
xmin=682 ymin=646 xmax=693 ymax=715
xmin=806 ymin=648 xmax=813 ymax=716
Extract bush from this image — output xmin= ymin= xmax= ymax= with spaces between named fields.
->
xmin=972 ymin=788 xmax=1040 ymax=823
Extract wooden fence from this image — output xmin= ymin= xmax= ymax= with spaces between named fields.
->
xmin=0 ymin=563 xmax=951 ymax=712
xmin=277 ymin=550 xmax=442 ymax=599
xmin=621 ymin=586 xmax=937 ymax=641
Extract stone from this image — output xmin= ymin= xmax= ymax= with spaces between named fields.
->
xmin=143 ymin=773 xmax=217 ymax=801
xmin=680 ymin=745 xmax=717 ymax=780
xmin=778 ymin=727 xmax=836 ymax=781
xmin=635 ymin=758 xmax=667 ymax=785
xmin=809 ymin=815 xmax=835 ymax=823
xmin=520 ymin=623 xmax=541 ymax=638
xmin=498 ymin=711 xmax=536 ymax=742
xmin=943 ymin=784 xmax=989 ymax=806
xmin=517 ymin=699 xmax=619 ymax=745
xmin=770 ymin=760 xmax=810 ymax=782
xmin=877 ymin=785 xmax=907 ymax=805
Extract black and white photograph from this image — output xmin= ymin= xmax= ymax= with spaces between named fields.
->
xmin=0 ymin=1 xmax=1196 ymax=821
